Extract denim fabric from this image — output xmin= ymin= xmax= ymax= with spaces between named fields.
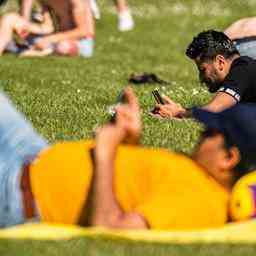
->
xmin=77 ymin=38 xmax=94 ymax=57
xmin=235 ymin=40 xmax=256 ymax=60
xmin=0 ymin=92 xmax=47 ymax=228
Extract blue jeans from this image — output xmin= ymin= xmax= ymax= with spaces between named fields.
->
xmin=234 ymin=40 xmax=256 ymax=59
xmin=0 ymin=92 xmax=47 ymax=228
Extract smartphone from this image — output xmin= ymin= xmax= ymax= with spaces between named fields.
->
xmin=152 ymin=90 xmax=165 ymax=104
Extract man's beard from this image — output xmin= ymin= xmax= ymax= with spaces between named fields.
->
xmin=205 ymin=80 xmax=222 ymax=93
xmin=201 ymin=71 xmax=222 ymax=93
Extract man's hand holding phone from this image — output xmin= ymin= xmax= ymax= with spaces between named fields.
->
xmin=151 ymin=90 xmax=186 ymax=119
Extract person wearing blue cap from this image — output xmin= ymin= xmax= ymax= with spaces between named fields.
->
xmin=153 ymin=30 xmax=256 ymax=119
xmin=192 ymin=103 xmax=256 ymax=178
xmin=1 ymin=87 xmax=256 ymax=230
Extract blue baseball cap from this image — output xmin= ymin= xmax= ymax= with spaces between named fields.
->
xmin=192 ymin=104 xmax=256 ymax=155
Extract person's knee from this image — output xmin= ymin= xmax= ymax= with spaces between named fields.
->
xmin=1 ymin=13 xmax=21 ymax=26
xmin=1 ymin=12 xmax=28 ymax=38
xmin=55 ymin=41 xmax=79 ymax=56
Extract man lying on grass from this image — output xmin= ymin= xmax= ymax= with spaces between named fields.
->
xmin=1 ymin=88 xmax=256 ymax=229
xmin=153 ymin=30 xmax=256 ymax=119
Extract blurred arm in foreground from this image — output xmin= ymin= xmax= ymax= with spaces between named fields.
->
xmin=89 ymin=88 xmax=147 ymax=228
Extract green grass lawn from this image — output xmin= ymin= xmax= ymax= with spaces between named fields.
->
xmin=1 ymin=0 xmax=256 ymax=255
xmin=1 ymin=238 xmax=256 ymax=256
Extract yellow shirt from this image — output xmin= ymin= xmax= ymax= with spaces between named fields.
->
xmin=30 ymin=140 xmax=229 ymax=230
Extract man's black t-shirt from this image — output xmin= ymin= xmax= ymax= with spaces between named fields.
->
xmin=218 ymin=56 xmax=256 ymax=103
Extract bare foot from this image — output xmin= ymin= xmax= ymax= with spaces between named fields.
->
xmin=19 ymin=48 xmax=53 ymax=57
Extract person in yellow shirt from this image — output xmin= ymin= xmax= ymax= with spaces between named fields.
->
xmin=1 ymin=88 xmax=256 ymax=229
xmin=29 ymin=88 xmax=256 ymax=230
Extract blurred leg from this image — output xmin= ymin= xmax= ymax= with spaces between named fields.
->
xmin=0 ymin=92 xmax=47 ymax=164
xmin=0 ymin=13 xmax=28 ymax=55
xmin=89 ymin=0 xmax=101 ymax=20
xmin=114 ymin=0 xmax=134 ymax=31
xmin=19 ymin=47 xmax=54 ymax=57
xmin=85 ymin=0 xmax=95 ymax=38
xmin=0 ymin=92 xmax=47 ymax=227
xmin=114 ymin=0 xmax=129 ymax=13
xmin=225 ymin=18 xmax=256 ymax=40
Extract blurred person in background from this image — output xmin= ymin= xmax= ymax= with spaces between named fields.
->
xmin=0 ymin=4 xmax=54 ymax=56
xmin=20 ymin=0 xmax=95 ymax=57
xmin=89 ymin=0 xmax=134 ymax=31
xmin=0 ymin=0 xmax=95 ymax=57
xmin=1 ymin=87 xmax=256 ymax=230
xmin=153 ymin=30 xmax=256 ymax=119
xmin=225 ymin=17 xmax=256 ymax=60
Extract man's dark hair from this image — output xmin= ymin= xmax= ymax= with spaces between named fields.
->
xmin=0 ymin=0 xmax=7 ymax=6
xmin=186 ymin=30 xmax=239 ymax=62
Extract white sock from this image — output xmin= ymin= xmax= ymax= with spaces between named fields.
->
xmin=89 ymin=0 xmax=101 ymax=20
xmin=118 ymin=9 xmax=134 ymax=31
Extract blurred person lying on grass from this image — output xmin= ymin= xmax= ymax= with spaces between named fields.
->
xmin=1 ymin=87 xmax=256 ymax=230
xmin=225 ymin=16 xmax=256 ymax=60
xmin=153 ymin=30 xmax=256 ymax=119
xmin=0 ymin=0 xmax=94 ymax=57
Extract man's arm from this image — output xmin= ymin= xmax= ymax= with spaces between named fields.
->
xmin=201 ymin=92 xmax=237 ymax=112
xmin=34 ymin=0 xmax=94 ymax=48
xmin=154 ymin=91 xmax=237 ymax=118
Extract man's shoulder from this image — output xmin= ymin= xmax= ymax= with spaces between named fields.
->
xmin=227 ymin=56 xmax=256 ymax=79
xmin=232 ymin=56 xmax=256 ymax=68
